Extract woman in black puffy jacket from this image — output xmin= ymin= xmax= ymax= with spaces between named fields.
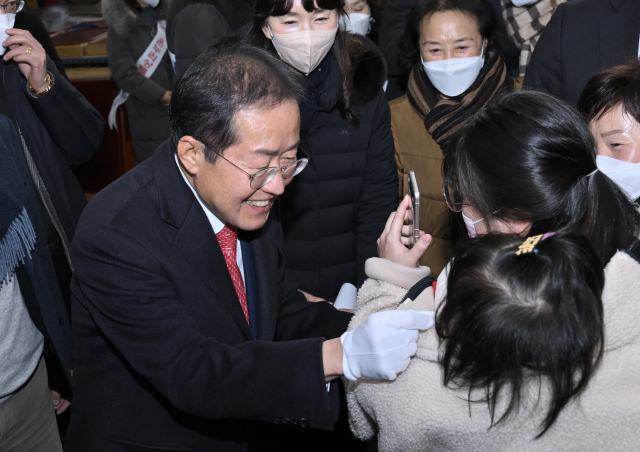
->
xmin=247 ymin=0 xmax=398 ymax=302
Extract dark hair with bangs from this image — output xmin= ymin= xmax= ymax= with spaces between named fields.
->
xmin=398 ymin=0 xmax=519 ymax=74
xmin=246 ymin=0 xmax=367 ymax=125
xmin=169 ymin=39 xmax=305 ymax=163
xmin=442 ymin=90 xmax=640 ymax=265
xmin=436 ymin=232 xmax=605 ymax=437
xmin=577 ymin=59 xmax=640 ymax=126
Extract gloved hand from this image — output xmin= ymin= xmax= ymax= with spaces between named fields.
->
xmin=341 ymin=310 xmax=435 ymax=381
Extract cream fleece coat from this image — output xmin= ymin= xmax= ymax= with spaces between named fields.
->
xmin=345 ymin=252 xmax=640 ymax=451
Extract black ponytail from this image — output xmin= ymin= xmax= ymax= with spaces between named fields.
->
xmin=437 ymin=232 xmax=605 ymax=437
xmin=443 ymin=90 xmax=640 ymax=265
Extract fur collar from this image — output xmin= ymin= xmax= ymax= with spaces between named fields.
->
xmin=103 ymin=0 xmax=169 ymax=38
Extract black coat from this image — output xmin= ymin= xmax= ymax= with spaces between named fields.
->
xmin=167 ymin=0 xmax=253 ymax=81
xmin=2 ymin=56 xmax=104 ymax=242
xmin=0 ymin=56 xmax=103 ymax=397
xmin=280 ymin=40 xmax=399 ymax=301
xmin=65 ymin=140 xmax=352 ymax=452
xmin=378 ymin=0 xmax=417 ymax=101
xmin=0 ymin=115 xmax=74 ymax=399
xmin=523 ymin=0 xmax=640 ymax=106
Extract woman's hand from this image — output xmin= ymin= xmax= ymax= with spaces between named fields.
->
xmin=3 ymin=29 xmax=49 ymax=93
xmin=377 ymin=195 xmax=432 ymax=268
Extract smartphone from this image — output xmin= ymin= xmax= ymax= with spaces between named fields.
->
xmin=407 ymin=170 xmax=420 ymax=249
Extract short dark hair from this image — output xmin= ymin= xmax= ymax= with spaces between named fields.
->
xmin=442 ymin=90 xmax=640 ymax=265
xmin=169 ymin=39 xmax=305 ymax=163
xmin=436 ymin=232 xmax=605 ymax=437
xmin=398 ymin=0 xmax=519 ymax=74
xmin=245 ymin=0 xmax=369 ymax=126
xmin=577 ymin=59 xmax=640 ymax=125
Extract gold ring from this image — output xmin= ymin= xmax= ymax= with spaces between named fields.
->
xmin=25 ymin=47 xmax=32 ymax=55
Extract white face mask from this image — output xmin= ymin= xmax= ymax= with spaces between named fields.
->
xmin=338 ymin=13 xmax=371 ymax=36
xmin=0 ymin=13 xmax=16 ymax=54
xmin=510 ymin=0 xmax=539 ymax=6
xmin=421 ymin=40 xmax=485 ymax=97
xmin=140 ymin=0 xmax=160 ymax=6
xmin=461 ymin=211 xmax=485 ymax=238
xmin=268 ymin=25 xmax=337 ymax=76
xmin=597 ymin=155 xmax=640 ymax=201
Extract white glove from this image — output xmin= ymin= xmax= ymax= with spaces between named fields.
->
xmin=341 ymin=310 xmax=435 ymax=381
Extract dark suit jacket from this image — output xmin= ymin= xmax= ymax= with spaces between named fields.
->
xmin=65 ymin=140 xmax=352 ymax=452
xmin=523 ymin=0 xmax=640 ymax=106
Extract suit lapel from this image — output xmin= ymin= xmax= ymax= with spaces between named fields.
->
xmin=174 ymin=206 xmax=253 ymax=340
xmin=152 ymin=141 xmax=252 ymax=340
xmin=600 ymin=0 xmax=640 ymax=70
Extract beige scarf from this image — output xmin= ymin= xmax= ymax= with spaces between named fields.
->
xmin=502 ymin=0 xmax=567 ymax=76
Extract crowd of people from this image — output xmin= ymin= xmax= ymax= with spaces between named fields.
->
xmin=1 ymin=0 xmax=640 ymax=451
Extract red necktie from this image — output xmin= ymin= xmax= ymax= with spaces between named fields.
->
xmin=216 ymin=224 xmax=249 ymax=323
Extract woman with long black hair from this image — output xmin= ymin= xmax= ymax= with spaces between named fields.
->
xmin=246 ymin=0 xmax=398 ymax=304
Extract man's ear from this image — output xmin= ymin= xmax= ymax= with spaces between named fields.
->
xmin=262 ymin=20 xmax=273 ymax=40
xmin=176 ymin=136 xmax=204 ymax=176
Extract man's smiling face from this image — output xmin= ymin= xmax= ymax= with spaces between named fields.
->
xmin=178 ymin=99 xmax=301 ymax=231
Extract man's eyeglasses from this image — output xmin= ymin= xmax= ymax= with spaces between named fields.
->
xmin=207 ymin=145 xmax=309 ymax=189
xmin=0 ymin=0 xmax=24 ymax=13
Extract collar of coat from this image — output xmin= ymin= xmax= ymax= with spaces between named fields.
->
xmin=315 ymin=34 xmax=387 ymax=112
xmin=103 ymin=0 xmax=169 ymax=38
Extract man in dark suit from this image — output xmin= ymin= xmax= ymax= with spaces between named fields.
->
xmin=65 ymin=41 xmax=432 ymax=451
xmin=523 ymin=0 xmax=640 ymax=106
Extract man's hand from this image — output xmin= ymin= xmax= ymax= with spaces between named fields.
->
xmin=340 ymin=310 xmax=435 ymax=381
xmin=377 ymin=195 xmax=432 ymax=268
xmin=3 ymin=29 xmax=48 ymax=93
xmin=51 ymin=390 xmax=71 ymax=415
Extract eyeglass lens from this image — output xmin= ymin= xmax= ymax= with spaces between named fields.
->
xmin=249 ymin=159 xmax=308 ymax=189
xmin=1 ymin=1 xmax=24 ymax=13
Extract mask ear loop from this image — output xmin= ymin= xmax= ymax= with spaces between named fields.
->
xmin=266 ymin=23 xmax=285 ymax=61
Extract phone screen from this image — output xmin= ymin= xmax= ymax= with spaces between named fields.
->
xmin=408 ymin=171 xmax=420 ymax=249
